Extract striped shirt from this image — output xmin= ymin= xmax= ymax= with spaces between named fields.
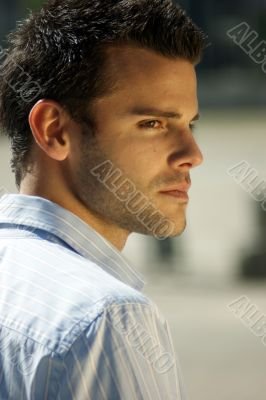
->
xmin=0 ymin=193 xmax=186 ymax=400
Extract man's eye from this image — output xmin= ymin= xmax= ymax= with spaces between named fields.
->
xmin=189 ymin=123 xmax=197 ymax=133
xmin=139 ymin=120 xmax=163 ymax=129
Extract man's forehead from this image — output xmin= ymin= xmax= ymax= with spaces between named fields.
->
xmin=106 ymin=44 xmax=156 ymax=63
xmin=105 ymin=45 xmax=195 ymax=81
xmin=96 ymin=45 xmax=198 ymax=113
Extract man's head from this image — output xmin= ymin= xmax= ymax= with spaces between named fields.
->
xmin=0 ymin=0 xmax=205 ymax=245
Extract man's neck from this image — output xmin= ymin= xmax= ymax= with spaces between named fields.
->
xmin=20 ymin=180 xmax=129 ymax=252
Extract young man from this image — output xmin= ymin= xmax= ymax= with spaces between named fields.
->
xmin=0 ymin=0 xmax=205 ymax=398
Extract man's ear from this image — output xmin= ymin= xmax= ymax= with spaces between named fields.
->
xmin=28 ymin=99 xmax=70 ymax=161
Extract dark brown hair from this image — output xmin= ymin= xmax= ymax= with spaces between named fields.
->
xmin=0 ymin=0 xmax=205 ymax=188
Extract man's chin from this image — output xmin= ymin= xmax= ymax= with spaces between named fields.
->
xmin=151 ymin=216 xmax=186 ymax=240
xmin=118 ymin=207 xmax=187 ymax=239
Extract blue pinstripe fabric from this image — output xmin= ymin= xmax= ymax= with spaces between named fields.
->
xmin=0 ymin=194 xmax=186 ymax=400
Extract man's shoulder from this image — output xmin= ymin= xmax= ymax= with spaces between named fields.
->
xmin=45 ymin=244 xmax=151 ymax=353
xmin=55 ymin=267 xmax=151 ymax=355
xmin=0 ymin=233 xmax=151 ymax=355
xmin=60 ymin=284 xmax=153 ymax=352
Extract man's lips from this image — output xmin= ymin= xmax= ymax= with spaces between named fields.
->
xmin=159 ymin=190 xmax=189 ymax=200
xmin=160 ymin=185 xmax=191 ymax=193
xmin=159 ymin=183 xmax=191 ymax=201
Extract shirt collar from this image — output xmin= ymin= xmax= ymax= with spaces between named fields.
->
xmin=0 ymin=193 xmax=145 ymax=291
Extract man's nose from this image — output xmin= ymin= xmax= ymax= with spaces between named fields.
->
xmin=169 ymin=130 xmax=204 ymax=170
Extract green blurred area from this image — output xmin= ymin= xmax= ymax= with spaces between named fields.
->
xmin=20 ymin=0 xmax=43 ymax=10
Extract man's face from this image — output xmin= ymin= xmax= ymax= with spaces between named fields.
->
xmin=74 ymin=46 xmax=203 ymax=238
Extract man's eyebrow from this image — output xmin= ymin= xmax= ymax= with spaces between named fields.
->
xmin=191 ymin=113 xmax=200 ymax=121
xmin=127 ymin=107 xmax=200 ymax=121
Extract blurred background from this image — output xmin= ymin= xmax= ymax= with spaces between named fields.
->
xmin=0 ymin=1 xmax=266 ymax=399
